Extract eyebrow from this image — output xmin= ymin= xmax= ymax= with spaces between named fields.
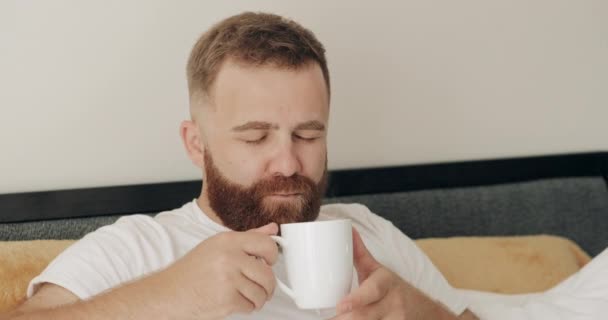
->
xmin=231 ymin=121 xmax=279 ymax=132
xmin=231 ymin=120 xmax=325 ymax=132
xmin=295 ymin=120 xmax=325 ymax=131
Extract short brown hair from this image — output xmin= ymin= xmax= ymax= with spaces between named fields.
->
xmin=186 ymin=12 xmax=330 ymax=102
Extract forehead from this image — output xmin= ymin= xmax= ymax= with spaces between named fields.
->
xmin=207 ymin=59 xmax=329 ymax=127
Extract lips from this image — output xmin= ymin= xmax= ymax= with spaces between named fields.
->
xmin=270 ymin=193 xmax=301 ymax=197
xmin=265 ymin=191 xmax=303 ymax=198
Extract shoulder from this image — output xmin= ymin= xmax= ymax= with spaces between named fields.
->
xmin=26 ymin=202 xmax=201 ymax=300
xmin=319 ymin=202 xmax=417 ymax=264
xmin=319 ymin=203 xmax=404 ymax=261
xmin=320 ymin=202 xmax=378 ymax=220
xmin=98 ymin=201 xmax=196 ymax=236
xmin=320 ymin=202 xmax=396 ymax=235
xmin=59 ymin=202 xmax=198 ymax=268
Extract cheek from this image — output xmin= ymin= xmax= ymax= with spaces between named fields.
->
xmin=222 ymin=145 xmax=266 ymax=185
xmin=300 ymin=144 xmax=327 ymax=179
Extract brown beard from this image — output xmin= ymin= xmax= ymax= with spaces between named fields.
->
xmin=203 ymin=149 xmax=327 ymax=231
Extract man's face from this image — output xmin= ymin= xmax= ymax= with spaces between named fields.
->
xmin=195 ymin=59 xmax=330 ymax=231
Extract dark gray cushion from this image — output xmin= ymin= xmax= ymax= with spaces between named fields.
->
xmin=0 ymin=215 xmax=124 ymax=241
xmin=326 ymin=177 xmax=608 ymax=256
xmin=2 ymin=177 xmax=607 ymax=256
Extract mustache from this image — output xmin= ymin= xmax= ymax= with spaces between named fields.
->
xmin=251 ymin=175 xmax=317 ymax=196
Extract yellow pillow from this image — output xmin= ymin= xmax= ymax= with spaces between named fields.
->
xmin=416 ymin=235 xmax=591 ymax=294
xmin=0 ymin=235 xmax=592 ymax=312
xmin=0 ymin=240 xmax=75 ymax=313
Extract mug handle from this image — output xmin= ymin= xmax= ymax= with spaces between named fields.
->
xmin=270 ymin=236 xmax=297 ymax=300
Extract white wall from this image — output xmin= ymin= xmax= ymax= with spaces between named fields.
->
xmin=1 ymin=0 xmax=607 ymax=194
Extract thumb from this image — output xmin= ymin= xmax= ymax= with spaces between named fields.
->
xmin=352 ymin=227 xmax=380 ymax=281
xmin=250 ymin=222 xmax=279 ymax=236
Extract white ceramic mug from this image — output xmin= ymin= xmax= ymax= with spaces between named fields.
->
xmin=270 ymin=219 xmax=353 ymax=310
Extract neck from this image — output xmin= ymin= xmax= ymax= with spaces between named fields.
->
xmin=196 ymin=188 xmax=226 ymax=227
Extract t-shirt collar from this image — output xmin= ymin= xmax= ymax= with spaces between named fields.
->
xmin=190 ymin=198 xmax=231 ymax=233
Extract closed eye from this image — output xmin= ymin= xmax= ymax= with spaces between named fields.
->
xmin=244 ymin=136 xmax=267 ymax=145
xmin=294 ymin=135 xmax=320 ymax=142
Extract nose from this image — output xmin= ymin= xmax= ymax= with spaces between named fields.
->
xmin=268 ymin=138 xmax=302 ymax=177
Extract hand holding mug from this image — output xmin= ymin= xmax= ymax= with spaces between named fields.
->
xmin=331 ymin=229 xmax=459 ymax=320
xmin=160 ymin=223 xmax=280 ymax=319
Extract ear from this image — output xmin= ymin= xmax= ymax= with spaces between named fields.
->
xmin=179 ymin=120 xmax=205 ymax=168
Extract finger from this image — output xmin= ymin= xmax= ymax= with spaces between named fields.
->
xmin=235 ymin=273 xmax=269 ymax=312
xmin=330 ymin=300 xmax=383 ymax=320
xmin=337 ymin=268 xmax=391 ymax=314
xmin=249 ymin=222 xmax=279 ymax=235
xmin=352 ymin=227 xmax=380 ymax=280
xmin=239 ymin=255 xmax=276 ymax=300
xmin=239 ymin=233 xmax=280 ymax=265
xmin=232 ymin=291 xmax=256 ymax=315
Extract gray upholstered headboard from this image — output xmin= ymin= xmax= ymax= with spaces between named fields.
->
xmin=2 ymin=152 xmax=608 ymax=256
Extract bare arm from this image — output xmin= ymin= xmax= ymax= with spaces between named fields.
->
xmin=2 ymin=269 xmax=185 ymax=320
xmin=400 ymin=281 xmax=480 ymax=320
xmin=332 ymin=228 xmax=481 ymax=320
xmin=0 ymin=284 xmax=79 ymax=320
xmin=1 ymin=223 xmax=281 ymax=320
xmin=414 ymin=291 xmax=480 ymax=320
xmin=459 ymin=309 xmax=479 ymax=320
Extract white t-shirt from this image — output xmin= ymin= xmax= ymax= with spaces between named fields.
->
xmin=28 ymin=200 xmax=468 ymax=319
